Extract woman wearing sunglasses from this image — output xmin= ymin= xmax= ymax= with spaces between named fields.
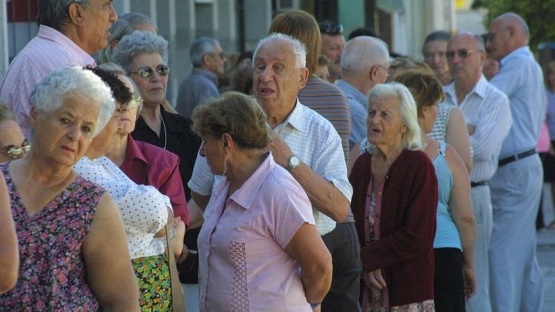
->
xmin=0 ymin=104 xmax=29 ymax=163
xmin=112 ymin=31 xmax=201 ymax=202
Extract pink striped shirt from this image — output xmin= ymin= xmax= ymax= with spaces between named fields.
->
xmin=0 ymin=25 xmax=95 ymax=138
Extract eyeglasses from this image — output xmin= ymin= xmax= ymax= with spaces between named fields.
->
xmin=209 ymin=52 xmax=225 ymax=60
xmin=127 ymin=95 xmax=143 ymax=108
xmin=2 ymin=141 xmax=31 ymax=160
xmin=129 ymin=65 xmax=170 ymax=78
xmin=319 ymin=22 xmax=343 ymax=35
xmin=445 ymin=49 xmax=482 ymax=59
xmin=377 ymin=65 xmax=390 ymax=77
xmin=485 ymin=28 xmax=507 ymax=42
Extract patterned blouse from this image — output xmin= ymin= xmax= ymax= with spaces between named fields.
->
xmin=0 ymin=163 xmax=103 ymax=311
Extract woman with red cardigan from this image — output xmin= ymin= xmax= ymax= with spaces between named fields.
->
xmin=350 ymin=83 xmax=438 ymax=311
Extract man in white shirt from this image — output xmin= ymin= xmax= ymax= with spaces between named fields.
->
xmin=443 ymin=32 xmax=512 ymax=312
xmin=189 ymin=33 xmax=355 ymax=311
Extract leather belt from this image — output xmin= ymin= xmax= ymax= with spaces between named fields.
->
xmin=471 ymin=181 xmax=489 ymax=188
xmin=498 ymin=149 xmax=536 ymax=167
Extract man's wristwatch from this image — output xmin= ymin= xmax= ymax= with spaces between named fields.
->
xmin=287 ymin=155 xmax=301 ymax=171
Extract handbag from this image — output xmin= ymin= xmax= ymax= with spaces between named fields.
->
xmin=166 ymin=224 xmax=186 ymax=312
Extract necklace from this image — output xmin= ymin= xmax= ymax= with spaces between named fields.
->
xmin=161 ymin=115 xmax=167 ymax=150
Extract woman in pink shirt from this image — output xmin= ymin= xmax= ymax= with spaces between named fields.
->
xmin=192 ymin=92 xmax=332 ymax=311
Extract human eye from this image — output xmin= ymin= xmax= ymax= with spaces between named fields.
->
xmin=60 ymin=117 xmax=71 ymax=125
xmin=82 ymin=126 xmax=93 ymax=134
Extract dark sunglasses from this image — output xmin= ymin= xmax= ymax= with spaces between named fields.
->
xmin=319 ymin=22 xmax=343 ymax=35
xmin=2 ymin=141 xmax=31 ymax=159
xmin=445 ymin=49 xmax=481 ymax=59
xmin=130 ymin=65 xmax=170 ymax=78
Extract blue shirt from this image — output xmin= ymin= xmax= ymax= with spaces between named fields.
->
xmin=175 ymin=68 xmax=220 ymax=118
xmin=489 ymin=46 xmax=546 ymax=158
xmin=335 ymin=79 xmax=368 ymax=150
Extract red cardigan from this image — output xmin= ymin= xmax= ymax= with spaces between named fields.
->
xmin=120 ymin=135 xmax=190 ymax=226
xmin=349 ymin=149 xmax=438 ymax=307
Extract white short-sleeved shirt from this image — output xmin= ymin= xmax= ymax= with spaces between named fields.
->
xmin=74 ymin=156 xmax=170 ymax=259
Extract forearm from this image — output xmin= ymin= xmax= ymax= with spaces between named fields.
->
xmin=290 ymin=163 xmax=350 ymax=222
xmin=455 ymin=217 xmax=476 ymax=268
xmin=301 ymin=263 xmax=332 ymax=304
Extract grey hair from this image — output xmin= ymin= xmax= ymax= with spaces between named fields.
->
xmin=37 ymin=0 xmax=91 ymax=30
xmin=111 ymin=31 xmax=169 ymax=73
xmin=190 ymin=37 xmax=221 ymax=68
xmin=253 ymin=33 xmax=307 ymax=69
xmin=365 ymin=83 xmax=424 ymax=154
xmin=29 ymin=66 xmax=115 ymax=137
xmin=120 ymin=12 xmax=157 ymax=32
xmin=341 ymin=36 xmax=389 ymax=73
xmin=97 ymin=63 xmax=144 ymax=117
xmin=94 ymin=20 xmax=136 ymax=64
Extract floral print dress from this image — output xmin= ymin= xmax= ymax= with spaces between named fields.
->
xmin=0 ymin=163 xmax=103 ymax=311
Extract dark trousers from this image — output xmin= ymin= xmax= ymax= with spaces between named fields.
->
xmin=434 ymin=248 xmax=465 ymax=312
xmin=321 ymin=222 xmax=362 ymax=312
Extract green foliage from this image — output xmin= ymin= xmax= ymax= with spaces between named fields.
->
xmin=480 ymin=0 xmax=555 ymax=51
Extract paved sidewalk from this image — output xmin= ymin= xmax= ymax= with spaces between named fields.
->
xmin=538 ymin=228 xmax=555 ymax=312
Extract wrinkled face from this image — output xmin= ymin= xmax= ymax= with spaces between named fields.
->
xmin=0 ymin=120 xmax=28 ymax=162
xmin=89 ymin=106 xmax=121 ymax=156
xmin=116 ymin=75 xmax=139 ymax=135
xmin=205 ymin=44 xmax=226 ymax=76
xmin=367 ymin=94 xmax=407 ymax=148
xmin=80 ymin=0 xmax=118 ymax=54
xmin=447 ymin=35 xmax=485 ymax=83
xmin=30 ymin=95 xmax=100 ymax=166
xmin=485 ymin=19 xmax=510 ymax=61
xmin=321 ymin=34 xmax=345 ymax=63
xmin=129 ymin=53 xmax=168 ymax=109
xmin=253 ymin=39 xmax=306 ymax=113
xmin=199 ymin=134 xmax=225 ymax=175
xmin=423 ymin=40 xmax=450 ymax=80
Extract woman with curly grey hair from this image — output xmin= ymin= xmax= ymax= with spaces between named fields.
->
xmin=0 ymin=66 xmax=140 ymax=311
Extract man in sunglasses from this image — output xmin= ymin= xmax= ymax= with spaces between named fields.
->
xmin=0 ymin=0 xmax=118 ymax=139
xmin=319 ymin=21 xmax=345 ymax=83
xmin=176 ymin=37 xmax=225 ymax=118
xmin=485 ymin=13 xmax=546 ymax=312
xmin=0 ymin=104 xmax=29 ymax=163
xmin=442 ymin=31 xmax=512 ymax=312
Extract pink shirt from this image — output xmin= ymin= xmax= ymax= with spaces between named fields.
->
xmin=198 ymin=153 xmax=314 ymax=312
xmin=120 ymin=135 xmax=190 ymax=225
xmin=0 ymin=25 xmax=95 ymax=138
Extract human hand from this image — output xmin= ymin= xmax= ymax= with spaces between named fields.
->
xmin=463 ymin=266 xmax=477 ymax=299
xmin=267 ymin=131 xmax=294 ymax=168
xmin=362 ymin=269 xmax=386 ymax=290
xmin=172 ymin=217 xmax=186 ymax=257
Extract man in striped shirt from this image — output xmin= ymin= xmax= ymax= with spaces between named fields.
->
xmin=442 ymin=31 xmax=512 ymax=312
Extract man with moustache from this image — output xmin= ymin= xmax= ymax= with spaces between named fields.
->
xmin=443 ymin=32 xmax=512 ymax=312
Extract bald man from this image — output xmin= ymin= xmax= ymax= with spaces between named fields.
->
xmin=485 ymin=13 xmax=545 ymax=312
xmin=443 ymin=32 xmax=512 ymax=312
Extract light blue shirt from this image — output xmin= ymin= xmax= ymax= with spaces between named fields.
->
xmin=335 ymin=79 xmax=368 ymax=149
xmin=489 ymin=46 xmax=546 ymax=158
xmin=188 ymin=99 xmax=352 ymax=235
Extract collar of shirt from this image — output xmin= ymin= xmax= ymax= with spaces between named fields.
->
xmin=335 ymin=79 xmax=368 ymax=108
xmin=444 ymin=74 xmax=489 ymax=105
xmin=38 ymin=25 xmax=95 ymax=66
xmin=126 ymin=135 xmax=150 ymax=165
xmin=500 ymin=45 xmax=532 ymax=67
xmin=273 ymin=98 xmax=305 ymax=134
xmin=192 ymin=67 xmax=219 ymax=86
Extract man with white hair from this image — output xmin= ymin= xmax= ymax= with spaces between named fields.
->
xmin=189 ymin=33 xmax=352 ymax=311
xmin=336 ymin=36 xmax=390 ymax=149
xmin=486 ymin=12 xmax=545 ymax=312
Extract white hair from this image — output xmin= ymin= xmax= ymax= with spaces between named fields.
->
xmin=253 ymin=33 xmax=307 ymax=69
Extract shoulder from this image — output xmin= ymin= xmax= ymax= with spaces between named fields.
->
xmin=137 ymin=140 xmax=180 ymax=164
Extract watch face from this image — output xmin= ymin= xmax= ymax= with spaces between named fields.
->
xmin=290 ymin=156 xmax=300 ymax=167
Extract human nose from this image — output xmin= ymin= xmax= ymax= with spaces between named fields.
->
xmin=110 ymin=4 xmax=118 ymax=22
xmin=66 ymin=125 xmax=82 ymax=141
xmin=259 ymin=66 xmax=273 ymax=82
